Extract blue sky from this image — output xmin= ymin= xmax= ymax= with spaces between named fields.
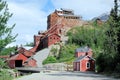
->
xmin=7 ymin=0 xmax=114 ymax=47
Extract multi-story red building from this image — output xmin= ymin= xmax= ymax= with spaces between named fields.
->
xmin=47 ymin=8 xmax=82 ymax=29
xmin=33 ymin=8 xmax=83 ymax=50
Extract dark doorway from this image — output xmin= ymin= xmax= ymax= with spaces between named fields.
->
xmin=15 ymin=60 xmax=22 ymax=67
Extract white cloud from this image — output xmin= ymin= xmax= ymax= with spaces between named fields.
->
xmin=7 ymin=1 xmax=49 ymax=46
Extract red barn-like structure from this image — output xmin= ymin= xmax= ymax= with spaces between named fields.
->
xmin=7 ymin=47 xmax=37 ymax=68
xmin=73 ymin=55 xmax=95 ymax=72
xmin=73 ymin=46 xmax=95 ymax=72
xmin=7 ymin=53 xmax=28 ymax=68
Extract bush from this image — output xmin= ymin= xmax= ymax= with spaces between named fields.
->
xmin=96 ymin=53 xmax=106 ymax=72
xmin=57 ymin=44 xmax=79 ymax=62
xmin=0 ymin=59 xmax=9 ymax=69
xmin=115 ymin=64 xmax=120 ymax=73
xmin=0 ymin=69 xmax=13 ymax=80
xmin=42 ymin=56 xmax=57 ymax=65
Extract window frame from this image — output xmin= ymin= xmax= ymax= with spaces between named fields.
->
xmin=86 ymin=62 xmax=90 ymax=69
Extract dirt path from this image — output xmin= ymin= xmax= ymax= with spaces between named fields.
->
xmin=15 ymin=71 xmax=119 ymax=80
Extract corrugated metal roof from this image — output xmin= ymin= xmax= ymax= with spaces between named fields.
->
xmin=56 ymin=9 xmax=63 ymax=11
xmin=75 ymin=46 xmax=90 ymax=52
xmin=7 ymin=54 xmax=20 ymax=60
xmin=74 ymin=56 xmax=86 ymax=62
xmin=23 ymin=46 xmax=33 ymax=50
xmin=74 ymin=55 xmax=95 ymax=62
xmin=57 ymin=13 xmax=80 ymax=17
xmin=61 ymin=8 xmax=73 ymax=11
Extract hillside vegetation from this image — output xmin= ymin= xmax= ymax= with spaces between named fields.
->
xmin=43 ymin=44 xmax=79 ymax=65
xmin=43 ymin=20 xmax=120 ymax=73
xmin=44 ymin=0 xmax=120 ymax=74
xmin=43 ymin=22 xmax=106 ymax=64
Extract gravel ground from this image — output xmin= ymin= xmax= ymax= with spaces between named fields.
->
xmin=15 ymin=71 xmax=119 ymax=80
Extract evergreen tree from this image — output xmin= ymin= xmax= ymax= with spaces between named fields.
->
xmin=100 ymin=0 xmax=120 ymax=72
xmin=0 ymin=0 xmax=17 ymax=54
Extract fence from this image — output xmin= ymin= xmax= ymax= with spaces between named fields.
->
xmin=43 ymin=63 xmax=73 ymax=71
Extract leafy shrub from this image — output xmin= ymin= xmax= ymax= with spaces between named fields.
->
xmin=0 ymin=69 xmax=13 ymax=80
xmin=0 ymin=59 xmax=9 ymax=69
xmin=57 ymin=44 xmax=79 ymax=62
xmin=43 ymin=56 xmax=57 ymax=65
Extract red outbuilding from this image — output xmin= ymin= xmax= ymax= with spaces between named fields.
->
xmin=7 ymin=46 xmax=37 ymax=68
xmin=73 ymin=46 xmax=95 ymax=72
xmin=7 ymin=53 xmax=28 ymax=68
xmin=73 ymin=55 xmax=95 ymax=72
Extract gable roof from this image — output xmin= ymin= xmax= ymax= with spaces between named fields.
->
xmin=75 ymin=46 xmax=90 ymax=53
xmin=7 ymin=53 xmax=27 ymax=61
xmin=17 ymin=47 xmax=34 ymax=57
xmin=74 ymin=55 xmax=95 ymax=62
xmin=74 ymin=56 xmax=86 ymax=62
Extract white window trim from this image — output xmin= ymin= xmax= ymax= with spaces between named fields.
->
xmin=86 ymin=62 xmax=90 ymax=69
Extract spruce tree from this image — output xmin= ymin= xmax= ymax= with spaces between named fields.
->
xmin=102 ymin=0 xmax=120 ymax=72
xmin=0 ymin=0 xmax=17 ymax=54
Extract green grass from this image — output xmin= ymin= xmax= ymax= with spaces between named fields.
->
xmin=43 ymin=44 xmax=79 ymax=65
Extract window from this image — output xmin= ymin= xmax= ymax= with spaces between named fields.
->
xmin=86 ymin=62 xmax=90 ymax=69
xmin=50 ymin=37 xmax=52 ymax=39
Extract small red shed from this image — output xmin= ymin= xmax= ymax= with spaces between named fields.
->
xmin=73 ymin=55 xmax=95 ymax=72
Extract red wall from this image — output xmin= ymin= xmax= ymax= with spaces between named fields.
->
xmin=80 ymin=59 xmax=88 ymax=72
xmin=75 ymin=52 xmax=85 ymax=57
xmin=7 ymin=60 xmax=15 ymax=68
xmin=28 ymin=60 xmax=37 ymax=67
xmin=47 ymin=12 xmax=59 ymax=29
xmin=24 ymin=59 xmax=37 ymax=67
xmin=73 ymin=57 xmax=95 ymax=72
xmin=80 ymin=59 xmax=95 ymax=72
xmin=48 ymin=34 xmax=60 ymax=46
xmin=23 ymin=49 xmax=34 ymax=57
xmin=73 ymin=62 xmax=77 ymax=71
xmin=34 ymin=35 xmax=41 ymax=46
xmin=75 ymin=50 xmax=93 ymax=58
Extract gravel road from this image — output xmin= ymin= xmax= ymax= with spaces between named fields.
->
xmin=15 ymin=71 xmax=119 ymax=80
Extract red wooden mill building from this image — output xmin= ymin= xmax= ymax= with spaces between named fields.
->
xmin=6 ymin=8 xmax=84 ymax=68
xmin=73 ymin=46 xmax=95 ymax=72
